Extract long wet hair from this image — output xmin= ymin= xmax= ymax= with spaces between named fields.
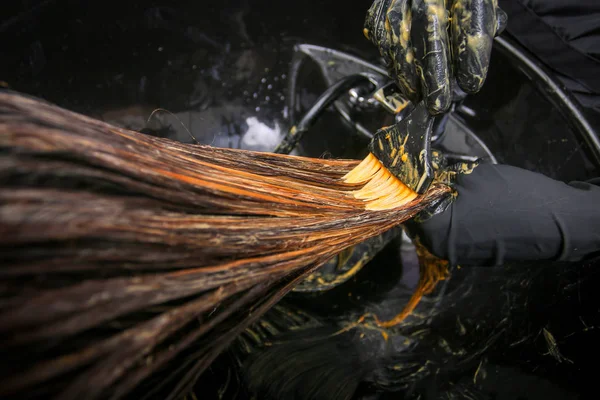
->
xmin=0 ymin=90 xmax=450 ymax=399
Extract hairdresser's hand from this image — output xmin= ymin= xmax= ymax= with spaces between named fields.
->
xmin=364 ymin=0 xmax=507 ymax=115
xmin=405 ymin=163 xmax=600 ymax=267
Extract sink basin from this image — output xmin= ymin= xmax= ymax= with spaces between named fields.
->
xmin=1 ymin=1 xmax=599 ymax=399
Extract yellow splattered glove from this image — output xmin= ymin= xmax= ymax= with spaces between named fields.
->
xmin=364 ymin=0 xmax=507 ymax=115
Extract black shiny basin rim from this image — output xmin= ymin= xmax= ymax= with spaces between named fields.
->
xmin=494 ymin=35 xmax=600 ymax=164
xmin=274 ymin=74 xmax=376 ymax=154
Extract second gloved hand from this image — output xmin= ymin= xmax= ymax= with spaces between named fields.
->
xmin=364 ymin=0 xmax=507 ymax=115
xmin=405 ymin=163 xmax=600 ymax=267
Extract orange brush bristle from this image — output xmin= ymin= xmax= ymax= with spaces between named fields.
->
xmin=343 ymin=153 xmax=418 ymax=211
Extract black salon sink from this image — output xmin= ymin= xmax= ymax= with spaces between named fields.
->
xmin=1 ymin=1 xmax=599 ymax=399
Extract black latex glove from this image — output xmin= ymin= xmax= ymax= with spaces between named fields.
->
xmin=406 ymin=163 xmax=600 ymax=266
xmin=364 ymin=0 xmax=507 ymax=115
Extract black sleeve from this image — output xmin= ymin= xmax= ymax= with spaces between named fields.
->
xmin=499 ymin=0 xmax=600 ymax=110
xmin=408 ymin=163 xmax=600 ymax=267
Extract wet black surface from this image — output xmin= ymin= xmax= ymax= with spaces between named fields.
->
xmin=2 ymin=1 xmax=600 ymax=399
xmin=455 ymin=53 xmax=599 ymax=184
xmin=0 ymin=0 xmax=375 ymax=157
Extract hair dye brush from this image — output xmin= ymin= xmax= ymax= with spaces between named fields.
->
xmin=274 ymin=73 xmax=437 ymax=203
xmin=344 ymin=100 xmax=436 ymax=207
xmin=0 ymin=89 xmax=448 ymax=399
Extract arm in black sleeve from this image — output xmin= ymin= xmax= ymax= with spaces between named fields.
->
xmin=407 ymin=163 xmax=600 ymax=266
xmin=499 ymin=0 xmax=600 ymax=109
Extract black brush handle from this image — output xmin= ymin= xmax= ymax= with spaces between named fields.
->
xmin=369 ymin=101 xmax=435 ymax=193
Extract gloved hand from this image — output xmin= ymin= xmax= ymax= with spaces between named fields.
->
xmin=405 ymin=163 xmax=600 ymax=266
xmin=364 ymin=0 xmax=507 ymax=115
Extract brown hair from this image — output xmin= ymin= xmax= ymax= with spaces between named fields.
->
xmin=0 ymin=91 xmax=450 ymax=399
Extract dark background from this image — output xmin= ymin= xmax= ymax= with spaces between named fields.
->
xmin=1 ymin=1 xmax=599 ymax=399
